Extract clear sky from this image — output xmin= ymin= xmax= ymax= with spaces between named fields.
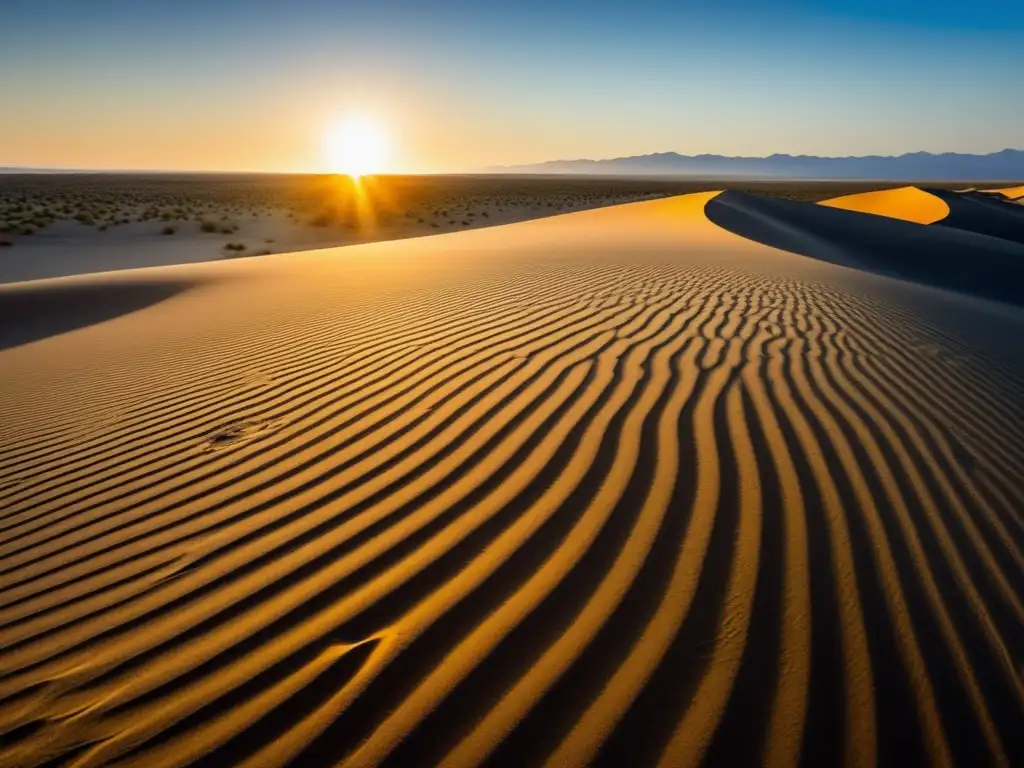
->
xmin=2 ymin=1 xmax=1022 ymax=173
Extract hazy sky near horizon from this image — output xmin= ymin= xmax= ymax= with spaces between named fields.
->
xmin=3 ymin=1 xmax=1023 ymax=173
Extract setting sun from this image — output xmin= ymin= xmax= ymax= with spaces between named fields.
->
xmin=323 ymin=117 xmax=390 ymax=177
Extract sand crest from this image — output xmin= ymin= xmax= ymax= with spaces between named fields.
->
xmin=984 ymin=185 xmax=1024 ymax=200
xmin=2 ymin=194 xmax=1024 ymax=767
xmin=819 ymin=186 xmax=950 ymax=224
xmin=924 ymin=188 xmax=1024 ymax=244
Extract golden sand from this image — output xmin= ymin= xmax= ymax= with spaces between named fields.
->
xmin=985 ymin=185 xmax=1024 ymax=200
xmin=818 ymin=186 xmax=950 ymax=224
xmin=2 ymin=194 xmax=1024 ymax=766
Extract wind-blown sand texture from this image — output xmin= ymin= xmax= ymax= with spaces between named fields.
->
xmin=2 ymin=189 xmax=1024 ymax=767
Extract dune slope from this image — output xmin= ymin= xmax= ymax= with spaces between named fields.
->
xmin=985 ymin=185 xmax=1024 ymax=200
xmin=819 ymin=186 xmax=950 ymax=224
xmin=707 ymin=190 xmax=1024 ymax=307
xmin=819 ymin=186 xmax=1024 ymax=246
xmin=924 ymin=188 xmax=1024 ymax=245
xmin=2 ymin=194 xmax=1024 ymax=767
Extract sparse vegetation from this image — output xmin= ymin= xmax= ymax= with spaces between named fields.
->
xmin=162 ymin=226 xmax=176 ymax=235
xmin=308 ymin=211 xmax=337 ymax=227
xmin=223 ymin=242 xmax=246 ymax=251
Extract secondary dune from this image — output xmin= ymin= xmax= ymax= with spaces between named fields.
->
xmin=923 ymin=188 xmax=1024 ymax=245
xmin=819 ymin=186 xmax=950 ymax=224
xmin=818 ymin=185 xmax=1024 ymax=247
xmin=2 ymin=194 xmax=1024 ymax=767
xmin=709 ymin=190 xmax=1024 ymax=306
xmin=984 ymin=185 xmax=1024 ymax=200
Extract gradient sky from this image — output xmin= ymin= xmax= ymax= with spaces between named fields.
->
xmin=2 ymin=1 xmax=1023 ymax=172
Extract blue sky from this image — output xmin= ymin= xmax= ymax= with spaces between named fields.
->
xmin=2 ymin=1 xmax=1022 ymax=171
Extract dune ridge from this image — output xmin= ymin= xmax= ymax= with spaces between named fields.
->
xmin=985 ymin=185 xmax=1024 ymax=200
xmin=924 ymin=188 xmax=1024 ymax=244
xmin=707 ymin=190 xmax=1024 ymax=307
xmin=819 ymin=186 xmax=950 ymax=224
xmin=2 ymin=194 xmax=1024 ymax=766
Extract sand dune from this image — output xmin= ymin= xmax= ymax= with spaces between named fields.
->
xmin=2 ymin=193 xmax=1024 ymax=767
xmin=819 ymin=185 xmax=1024 ymax=245
xmin=709 ymin=190 xmax=1024 ymax=306
xmin=819 ymin=186 xmax=950 ymax=224
xmin=985 ymin=185 xmax=1024 ymax=200
xmin=924 ymin=188 xmax=1024 ymax=245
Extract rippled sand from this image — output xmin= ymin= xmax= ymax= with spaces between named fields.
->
xmin=2 ymin=190 xmax=1024 ymax=767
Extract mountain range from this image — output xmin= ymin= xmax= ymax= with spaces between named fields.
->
xmin=494 ymin=149 xmax=1024 ymax=180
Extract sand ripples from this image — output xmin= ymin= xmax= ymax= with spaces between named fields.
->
xmin=2 ymin=197 xmax=1024 ymax=766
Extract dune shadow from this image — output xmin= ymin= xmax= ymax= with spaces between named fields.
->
xmin=705 ymin=191 xmax=1024 ymax=307
xmin=925 ymin=188 xmax=1024 ymax=244
xmin=0 ymin=278 xmax=193 ymax=351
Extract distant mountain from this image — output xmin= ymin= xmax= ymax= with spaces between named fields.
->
xmin=494 ymin=149 xmax=1024 ymax=180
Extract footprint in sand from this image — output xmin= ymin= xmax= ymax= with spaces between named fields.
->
xmin=202 ymin=418 xmax=278 ymax=453
xmin=911 ymin=342 xmax=967 ymax=366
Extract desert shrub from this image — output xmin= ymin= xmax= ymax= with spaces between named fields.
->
xmin=0 ymin=238 xmax=12 ymax=247
xmin=162 ymin=226 xmax=176 ymax=235
xmin=199 ymin=220 xmax=217 ymax=233
xmin=223 ymin=242 xmax=246 ymax=251
xmin=75 ymin=212 xmax=94 ymax=226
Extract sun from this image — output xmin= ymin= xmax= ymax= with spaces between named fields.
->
xmin=323 ymin=118 xmax=390 ymax=178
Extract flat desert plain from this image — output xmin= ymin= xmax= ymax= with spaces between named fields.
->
xmin=2 ymin=181 xmax=1024 ymax=767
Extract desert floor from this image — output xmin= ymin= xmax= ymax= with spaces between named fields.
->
xmin=2 ymin=183 xmax=1024 ymax=766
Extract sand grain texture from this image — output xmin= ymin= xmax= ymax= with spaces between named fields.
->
xmin=2 ymin=193 xmax=1024 ymax=767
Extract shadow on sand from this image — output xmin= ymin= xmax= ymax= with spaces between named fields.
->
xmin=0 ymin=278 xmax=193 ymax=351
xmin=705 ymin=191 xmax=1024 ymax=307
xmin=924 ymin=188 xmax=1024 ymax=245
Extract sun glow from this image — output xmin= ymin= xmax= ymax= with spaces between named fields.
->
xmin=323 ymin=118 xmax=390 ymax=178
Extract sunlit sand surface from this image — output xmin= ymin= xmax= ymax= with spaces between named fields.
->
xmin=2 ymin=189 xmax=1024 ymax=766
xmin=984 ymin=185 xmax=1024 ymax=200
xmin=819 ymin=186 xmax=950 ymax=224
